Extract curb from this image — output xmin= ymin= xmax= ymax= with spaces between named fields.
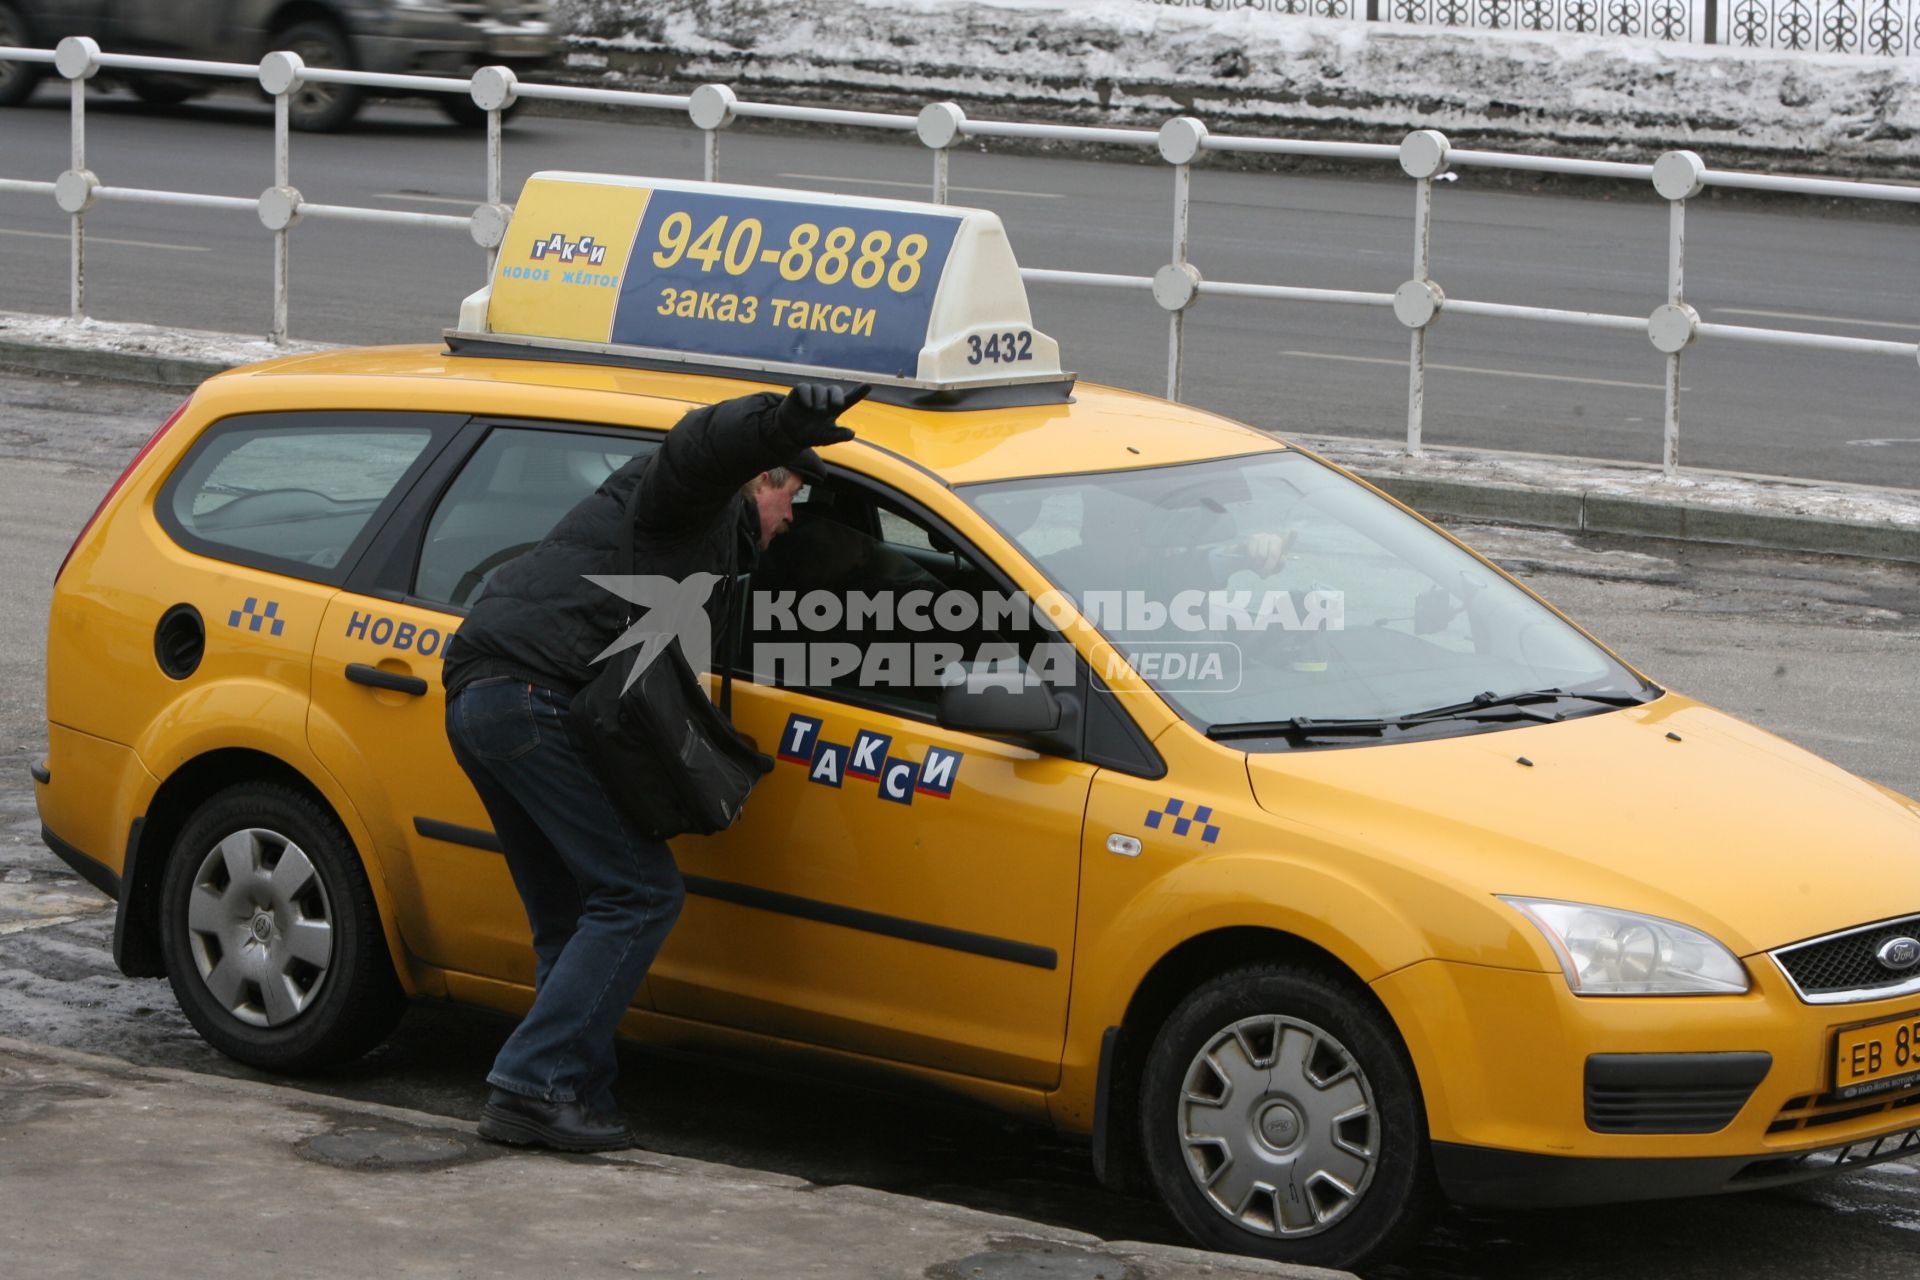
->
xmin=1348 ymin=471 xmax=1920 ymax=565
xmin=0 ymin=336 xmax=236 ymax=388
xmin=0 ymin=1036 xmax=1346 ymax=1280
xmin=6 ymin=327 xmax=1918 ymax=567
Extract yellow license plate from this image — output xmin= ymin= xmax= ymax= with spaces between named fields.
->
xmin=1834 ymin=1010 xmax=1920 ymax=1101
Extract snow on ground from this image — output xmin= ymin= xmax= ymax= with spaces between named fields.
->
xmin=555 ymin=0 xmax=1920 ymax=172
xmin=0 ymin=312 xmax=330 ymax=370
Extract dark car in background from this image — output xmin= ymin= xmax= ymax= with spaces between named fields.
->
xmin=0 ymin=0 xmax=558 ymax=130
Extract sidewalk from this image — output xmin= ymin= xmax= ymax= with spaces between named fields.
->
xmin=6 ymin=310 xmax=1919 ymax=565
xmin=0 ymin=1038 xmax=1340 ymax=1280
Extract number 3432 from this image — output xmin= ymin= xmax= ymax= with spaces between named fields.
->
xmin=967 ymin=331 xmax=1034 ymax=366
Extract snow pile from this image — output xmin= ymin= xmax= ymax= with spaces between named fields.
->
xmin=555 ymin=0 xmax=1920 ymax=169
xmin=0 ymin=312 xmax=333 ymax=372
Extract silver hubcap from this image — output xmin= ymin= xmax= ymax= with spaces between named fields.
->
xmin=185 ymin=827 xmax=333 ymax=1028
xmin=1177 ymin=1015 xmax=1379 ymax=1237
xmin=286 ymin=36 xmax=339 ymax=115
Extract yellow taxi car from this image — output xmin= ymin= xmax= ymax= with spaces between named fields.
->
xmin=33 ymin=173 xmax=1920 ymax=1269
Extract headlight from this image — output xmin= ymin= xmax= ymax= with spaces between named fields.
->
xmin=1499 ymin=897 xmax=1749 ymax=996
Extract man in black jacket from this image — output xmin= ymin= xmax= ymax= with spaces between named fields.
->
xmin=442 ymin=383 xmax=865 ymax=1151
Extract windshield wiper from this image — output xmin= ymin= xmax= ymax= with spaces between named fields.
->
xmin=1403 ymin=688 xmax=1649 ymax=720
xmin=1206 ymin=716 xmax=1403 ymax=741
xmin=1204 ymin=688 xmax=1651 ymax=742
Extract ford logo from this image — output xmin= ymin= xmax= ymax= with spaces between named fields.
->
xmin=1876 ymin=937 xmax=1920 ymax=972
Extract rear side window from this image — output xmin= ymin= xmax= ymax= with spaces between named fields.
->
xmin=160 ymin=412 xmax=459 ymax=583
xmin=413 ymin=427 xmax=658 ymax=609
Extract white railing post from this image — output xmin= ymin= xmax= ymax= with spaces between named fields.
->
xmin=258 ymin=51 xmax=306 ymax=345
xmin=1650 ymin=151 xmax=1706 ymax=478
xmin=471 ymin=66 xmax=518 ymax=280
xmin=917 ymin=103 xmax=966 ymax=205
xmin=689 ymin=84 xmax=737 ymax=182
xmin=1396 ymin=131 xmax=1451 ymax=458
xmin=1155 ymin=118 xmax=1208 ymax=403
xmin=53 ymin=38 xmax=102 ymax=321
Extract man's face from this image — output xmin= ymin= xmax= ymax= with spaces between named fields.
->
xmin=753 ymin=473 xmax=807 ymax=548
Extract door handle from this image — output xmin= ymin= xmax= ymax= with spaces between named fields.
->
xmin=345 ymin=663 xmax=428 ymax=696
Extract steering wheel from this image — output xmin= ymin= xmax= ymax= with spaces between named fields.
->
xmin=451 ymin=541 xmax=539 ymax=608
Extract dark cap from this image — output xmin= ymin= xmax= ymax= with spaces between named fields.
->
xmin=785 ymin=447 xmax=829 ymax=485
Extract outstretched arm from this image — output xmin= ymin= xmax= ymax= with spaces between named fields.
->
xmin=634 ymin=383 xmax=866 ymax=532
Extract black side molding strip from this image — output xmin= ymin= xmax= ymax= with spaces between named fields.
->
xmin=681 ymin=873 xmax=1057 ymax=971
xmin=39 ymin=825 xmax=121 ymax=901
xmin=414 ymin=817 xmax=504 ymax=852
xmin=347 ymin=663 xmax=429 ymax=696
xmin=29 ymin=762 xmax=50 ymax=785
xmin=415 ymin=817 xmax=1056 ymax=970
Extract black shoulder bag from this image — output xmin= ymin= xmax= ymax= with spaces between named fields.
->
xmin=567 ymin=483 xmax=773 ymax=839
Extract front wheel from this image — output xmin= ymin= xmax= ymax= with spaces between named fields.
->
xmin=158 ymin=782 xmax=404 ymax=1072
xmin=274 ymin=20 xmax=363 ymax=131
xmin=1139 ymin=963 xmax=1437 ymax=1271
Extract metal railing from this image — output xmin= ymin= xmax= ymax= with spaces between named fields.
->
xmin=1 ymin=36 xmax=1917 ymax=478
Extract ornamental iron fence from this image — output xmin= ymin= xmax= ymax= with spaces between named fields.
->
xmin=1150 ymin=0 xmax=1917 ymax=54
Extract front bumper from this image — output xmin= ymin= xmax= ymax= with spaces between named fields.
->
xmin=1435 ymin=1124 xmax=1920 ymax=1207
xmin=1374 ymin=958 xmax=1920 ymax=1204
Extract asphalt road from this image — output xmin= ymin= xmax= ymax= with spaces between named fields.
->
xmin=3 ymin=369 xmax=1919 ymax=1278
xmin=1 ymin=86 xmax=1919 ymax=488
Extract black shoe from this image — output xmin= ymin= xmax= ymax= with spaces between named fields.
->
xmin=478 ymin=1089 xmax=634 ymax=1152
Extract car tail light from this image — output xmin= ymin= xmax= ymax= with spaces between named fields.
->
xmin=55 ymin=397 xmax=192 ymax=585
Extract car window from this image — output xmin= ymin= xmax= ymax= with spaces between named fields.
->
xmin=743 ymin=479 xmax=1033 ymax=715
xmin=965 ymin=450 xmax=1644 ymax=731
xmin=165 ymin=420 xmax=437 ymax=575
xmin=414 ymin=427 xmax=657 ymax=608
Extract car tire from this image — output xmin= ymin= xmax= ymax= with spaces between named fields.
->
xmin=1139 ymin=963 xmax=1437 ymax=1271
xmin=0 ymin=1 xmax=46 ymax=108
xmin=158 ymin=782 xmax=404 ymax=1072
xmin=437 ymin=95 xmax=524 ymax=128
xmin=273 ymin=19 xmax=363 ymax=132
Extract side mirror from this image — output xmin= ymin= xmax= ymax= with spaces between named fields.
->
xmin=937 ymin=662 xmax=1060 ymax=736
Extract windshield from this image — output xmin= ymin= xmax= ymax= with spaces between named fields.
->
xmin=961 ymin=450 xmax=1649 ymax=734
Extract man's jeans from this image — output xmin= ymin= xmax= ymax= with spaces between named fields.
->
xmin=445 ymin=677 xmax=685 ymax=1113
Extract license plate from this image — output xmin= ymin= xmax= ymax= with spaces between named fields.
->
xmin=1833 ymin=1010 xmax=1920 ymax=1100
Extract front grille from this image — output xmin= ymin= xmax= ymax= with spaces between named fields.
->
xmin=1772 ymin=912 xmax=1920 ymax=1002
xmin=1585 ymin=1053 xmax=1770 ymax=1134
xmin=1767 ymin=1076 xmax=1920 ymax=1134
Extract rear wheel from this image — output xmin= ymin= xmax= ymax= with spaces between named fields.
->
xmin=1140 ymin=963 xmax=1437 ymax=1271
xmin=274 ymin=19 xmax=362 ymax=132
xmin=158 ymin=782 xmax=404 ymax=1071
xmin=0 ymin=2 xmax=46 ymax=108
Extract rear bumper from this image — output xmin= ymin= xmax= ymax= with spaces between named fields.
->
xmin=39 ymin=823 xmax=120 ymax=901
xmin=1435 ymin=1123 xmax=1920 ymax=1208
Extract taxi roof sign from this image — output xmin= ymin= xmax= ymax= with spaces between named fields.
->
xmin=449 ymin=172 xmax=1069 ymax=398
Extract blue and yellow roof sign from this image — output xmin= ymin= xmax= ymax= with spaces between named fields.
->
xmin=451 ymin=172 xmax=1066 ymax=391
